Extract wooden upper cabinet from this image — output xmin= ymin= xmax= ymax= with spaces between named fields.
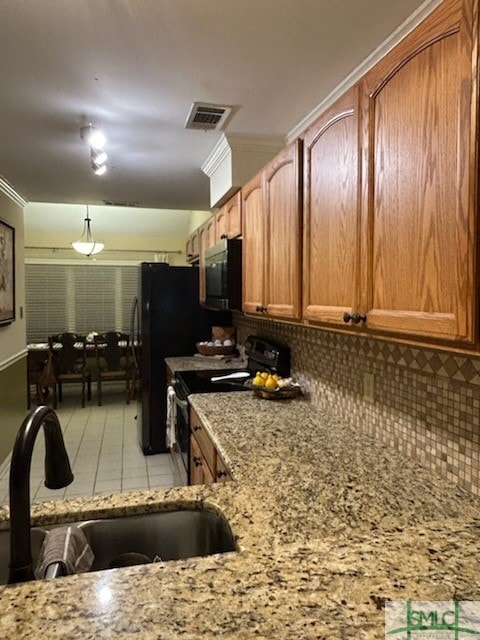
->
xmin=205 ymin=215 xmax=216 ymax=250
xmin=215 ymin=206 xmax=227 ymax=243
xmin=263 ymin=140 xmax=303 ymax=320
xmin=215 ymin=191 xmax=242 ymax=243
xmin=361 ymin=0 xmax=477 ymax=343
xmin=225 ymin=191 xmax=242 ymax=239
xmin=186 ymin=229 xmax=200 ymax=263
xmin=242 ymin=173 xmax=265 ymax=315
xmin=303 ymin=86 xmax=360 ymax=326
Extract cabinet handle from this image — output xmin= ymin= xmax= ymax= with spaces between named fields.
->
xmin=256 ymin=305 xmax=267 ymax=313
xmin=220 ymin=234 xmax=228 ymax=239
xmin=352 ymin=313 xmax=367 ymax=324
xmin=216 ymin=470 xmax=227 ymax=479
xmin=343 ymin=312 xmax=367 ymax=324
xmin=193 ymin=457 xmax=202 ymax=467
xmin=187 ymin=253 xmax=193 ymax=258
xmin=193 ymin=425 xmax=201 ymax=431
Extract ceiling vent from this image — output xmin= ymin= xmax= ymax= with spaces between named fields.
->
xmin=103 ymin=200 xmax=139 ymax=207
xmin=185 ymin=102 xmax=232 ymax=131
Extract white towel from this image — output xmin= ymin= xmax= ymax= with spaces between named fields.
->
xmin=166 ymin=385 xmax=177 ymax=449
xmin=34 ymin=526 xmax=94 ymax=579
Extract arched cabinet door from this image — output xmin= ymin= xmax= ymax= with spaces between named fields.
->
xmin=303 ymin=85 xmax=361 ymax=327
xmin=263 ymin=140 xmax=303 ymax=320
xmin=242 ymin=173 xmax=266 ymax=315
xmin=361 ymin=0 xmax=477 ymax=343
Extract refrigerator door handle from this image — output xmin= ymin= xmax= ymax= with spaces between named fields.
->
xmin=130 ymin=296 xmax=140 ymax=369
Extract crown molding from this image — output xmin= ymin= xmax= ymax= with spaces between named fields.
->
xmin=0 ymin=176 xmax=28 ymax=208
xmin=287 ymin=0 xmax=443 ymax=142
xmin=202 ymin=133 xmax=285 ymax=177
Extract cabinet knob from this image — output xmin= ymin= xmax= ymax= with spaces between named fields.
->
xmin=352 ymin=313 xmax=367 ymax=324
xmin=193 ymin=457 xmax=202 ymax=467
xmin=187 ymin=253 xmax=193 ymax=258
xmin=216 ymin=470 xmax=227 ymax=478
xmin=343 ymin=312 xmax=367 ymax=324
xmin=220 ymin=234 xmax=228 ymax=239
xmin=193 ymin=425 xmax=201 ymax=432
xmin=256 ymin=305 xmax=267 ymax=313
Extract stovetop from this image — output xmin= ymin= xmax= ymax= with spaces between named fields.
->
xmin=175 ymin=368 xmax=250 ymax=395
xmin=174 ymin=336 xmax=291 ymax=398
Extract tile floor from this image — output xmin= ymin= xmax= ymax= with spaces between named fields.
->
xmin=0 ymin=382 xmax=176 ymax=505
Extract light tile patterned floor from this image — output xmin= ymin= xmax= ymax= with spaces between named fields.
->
xmin=0 ymin=382 xmax=176 ymax=505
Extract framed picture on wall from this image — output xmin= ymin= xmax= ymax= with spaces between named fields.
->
xmin=0 ymin=218 xmax=15 ymax=325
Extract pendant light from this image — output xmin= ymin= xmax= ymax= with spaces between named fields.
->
xmin=71 ymin=206 xmax=105 ymax=256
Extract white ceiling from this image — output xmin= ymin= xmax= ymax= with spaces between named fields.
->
xmin=2 ymin=0 xmax=431 ymax=211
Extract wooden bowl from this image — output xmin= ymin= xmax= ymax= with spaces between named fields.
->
xmin=196 ymin=342 xmax=235 ymax=356
xmin=253 ymin=385 xmax=303 ymax=400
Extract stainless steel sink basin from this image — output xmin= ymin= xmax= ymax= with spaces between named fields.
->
xmin=0 ymin=509 xmax=236 ymax=584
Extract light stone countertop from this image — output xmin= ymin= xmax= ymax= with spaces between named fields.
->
xmin=165 ymin=355 xmax=247 ymax=373
xmin=0 ymin=387 xmax=479 ymax=639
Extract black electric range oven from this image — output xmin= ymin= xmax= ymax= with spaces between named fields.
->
xmin=170 ymin=336 xmax=290 ymax=486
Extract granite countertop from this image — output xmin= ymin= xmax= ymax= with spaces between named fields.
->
xmin=165 ymin=354 xmax=247 ymax=372
xmin=0 ymin=389 xmax=479 ymax=638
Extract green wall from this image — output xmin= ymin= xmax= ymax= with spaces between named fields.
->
xmin=0 ymin=356 xmax=27 ymax=467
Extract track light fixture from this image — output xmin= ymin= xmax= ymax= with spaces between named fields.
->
xmin=80 ymin=123 xmax=108 ymax=176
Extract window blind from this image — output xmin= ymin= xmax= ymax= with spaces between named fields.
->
xmin=25 ymin=263 xmax=139 ymax=343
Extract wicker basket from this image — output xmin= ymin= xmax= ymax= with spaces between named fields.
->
xmin=196 ymin=342 xmax=235 ymax=356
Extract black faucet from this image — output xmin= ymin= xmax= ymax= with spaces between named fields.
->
xmin=8 ymin=406 xmax=74 ymax=584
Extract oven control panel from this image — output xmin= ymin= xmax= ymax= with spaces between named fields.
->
xmin=244 ymin=335 xmax=290 ymax=378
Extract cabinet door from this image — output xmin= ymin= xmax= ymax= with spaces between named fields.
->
xmin=303 ymin=86 xmax=361 ymax=326
xmin=186 ymin=230 xmax=199 ymax=263
xmin=215 ymin=456 xmax=232 ymax=483
xmin=263 ymin=140 xmax=303 ymax=320
xmin=226 ymin=191 xmax=242 ymax=238
xmin=242 ymin=173 xmax=266 ymax=314
xmin=205 ymin=216 xmax=216 ymax=249
xmin=190 ymin=417 xmax=216 ymax=475
xmin=215 ymin=206 xmax=227 ymax=243
xmin=361 ymin=0 xmax=477 ymax=343
xmin=190 ymin=435 xmax=215 ymax=486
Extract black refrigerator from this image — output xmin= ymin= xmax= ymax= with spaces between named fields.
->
xmin=133 ymin=262 xmax=230 ymax=454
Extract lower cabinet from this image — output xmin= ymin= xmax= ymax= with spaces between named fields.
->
xmin=190 ymin=435 xmax=215 ymax=485
xmin=189 ymin=407 xmax=232 ymax=486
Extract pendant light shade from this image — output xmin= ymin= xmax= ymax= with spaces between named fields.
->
xmin=71 ymin=206 xmax=105 ymax=256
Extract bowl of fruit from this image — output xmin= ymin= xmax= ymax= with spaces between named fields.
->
xmin=248 ymin=372 xmax=303 ymax=400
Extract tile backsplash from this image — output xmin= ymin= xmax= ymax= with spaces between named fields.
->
xmin=233 ymin=312 xmax=480 ymax=496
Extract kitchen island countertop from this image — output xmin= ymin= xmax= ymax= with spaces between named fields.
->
xmin=0 ymin=392 xmax=479 ymax=639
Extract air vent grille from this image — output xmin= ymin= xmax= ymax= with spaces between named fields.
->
xmin=103 ymin=200 xmax=139 ymax=207
xmin=185 ymin=102 xmax=232 ymax=131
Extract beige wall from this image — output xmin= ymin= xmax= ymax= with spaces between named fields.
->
xmin=0 ymin=183 xmax=27 ymax=466
xmin=0 ymin=188 xmax=26 ymax=363
xmin=24 ymin=203 xmax=211 ymax=265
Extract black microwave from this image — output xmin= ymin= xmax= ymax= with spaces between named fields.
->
xmin=204 ymin=238 xmax=242 ymax=310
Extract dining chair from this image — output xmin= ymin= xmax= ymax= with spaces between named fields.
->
xmin=94 ymin=332 xmax=132 ymax=406
xmin=27 ymin=348 xmax=57 ymax=409
xmin=49 ymin=333 xmax=92 ymax=408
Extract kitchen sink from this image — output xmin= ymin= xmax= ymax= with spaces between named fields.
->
xmin=0 ymin=509 xmax=237 ymax=584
